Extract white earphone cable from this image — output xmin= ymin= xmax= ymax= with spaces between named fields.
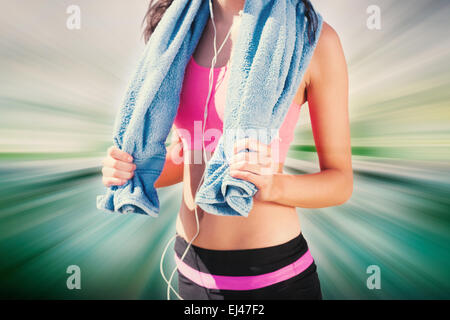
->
xmin=160 ymin=1 xmax=241 ymax=300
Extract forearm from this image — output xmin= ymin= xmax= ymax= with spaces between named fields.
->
xmin=271 ymin=168 xmax=353 ymax=208
xmin=154 ymin=142 xmax=184 ymax=188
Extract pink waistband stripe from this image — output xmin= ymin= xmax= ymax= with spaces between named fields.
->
xmin=174 ymin=249 xmax=314 ymax=291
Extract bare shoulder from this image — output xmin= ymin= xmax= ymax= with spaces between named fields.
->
xmin=294 ymin=21 xmax=346 ymax=105
xmin=307 ymin=21 xmax=347 ymax=85
xmin=315 ymin=21 xmax=342 ymax=53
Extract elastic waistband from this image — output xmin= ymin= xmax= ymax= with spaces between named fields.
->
xmin=175 ymin=248 xmax=314 ymax=291
xmin=174 ymin=233 xmax=315 ymax=290
xmin=175 ymin=233 xmax=309 ymax=273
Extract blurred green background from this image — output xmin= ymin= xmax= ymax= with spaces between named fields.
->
xmin=0 ymin=0 xmax=449 ymax=299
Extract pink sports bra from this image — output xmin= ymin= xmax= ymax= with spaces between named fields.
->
xmin=173 ymin=55 xmax=302 ymax=163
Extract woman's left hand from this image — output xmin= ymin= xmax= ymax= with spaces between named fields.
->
xmin=228 ymin=138 xmax=280 ymax=202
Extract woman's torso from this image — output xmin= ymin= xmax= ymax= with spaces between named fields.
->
xmin=173 ymin=16 xmax=309 ymax=250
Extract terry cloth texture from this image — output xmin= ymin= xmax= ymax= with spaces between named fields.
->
xmin=97 ymin=0 xmax=323 ymax=217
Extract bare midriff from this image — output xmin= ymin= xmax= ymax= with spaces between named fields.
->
xmin=175 ymin=150 xmax=301 ymax=251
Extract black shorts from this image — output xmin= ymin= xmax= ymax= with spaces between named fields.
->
xmin=174 ymin=232 xmax=322 ymax=300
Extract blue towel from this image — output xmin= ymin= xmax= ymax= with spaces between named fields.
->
xmin=97 ymin=0 xmax=323 ymax=217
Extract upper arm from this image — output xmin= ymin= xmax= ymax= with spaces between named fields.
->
xmin=168 ymin=125 xmax=184 ymax=159
xmin=154 ymin=125 xmax=184 ymax=187
xmin=306 ymin=23 xmax=352 ymax=180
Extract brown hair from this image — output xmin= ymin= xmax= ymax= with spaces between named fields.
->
xmin=142 ymin=0 xmax=319 ymax=44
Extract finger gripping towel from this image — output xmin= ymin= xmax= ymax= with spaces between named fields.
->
xmin=96 ymin=0 xmax=323 ymax=217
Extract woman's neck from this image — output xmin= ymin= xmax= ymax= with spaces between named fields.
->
xmin=212 ymin=0 xmax=245 ymax=22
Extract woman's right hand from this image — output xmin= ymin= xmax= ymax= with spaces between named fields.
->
xmin=101 ymin=146 xmax=136 ymax=187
